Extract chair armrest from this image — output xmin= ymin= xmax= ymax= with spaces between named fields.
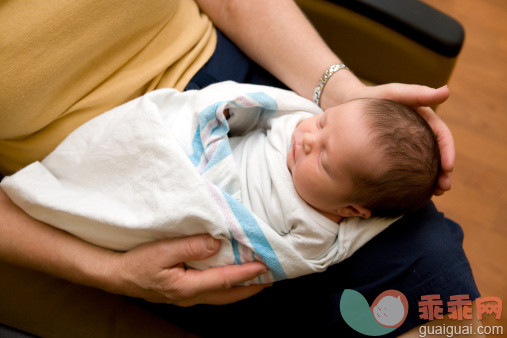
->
xmin=296 ymin=0 xmax=465 ymax=87
xmin=326 ymin=0 xmax=464 ymax=57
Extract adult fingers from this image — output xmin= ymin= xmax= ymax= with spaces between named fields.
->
xmin=366 ymin=84 xmax=450 ymax=107
xmin=183 ymin=262 xmax=268 ymax=295
xmin=417 ymin=107 xmax=456 ymax=173
xmin=148 ymin=235 xmax=222 ymax=268
xmin=416 ymin=107 xmax=455 ymax=195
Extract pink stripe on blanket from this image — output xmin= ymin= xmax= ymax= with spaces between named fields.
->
xmin=197 ymin=105 xmax=228 ymax=172
xmin=205 ymin=181 xmax=251 ymax=264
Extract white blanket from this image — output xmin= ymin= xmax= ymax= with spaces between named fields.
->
xmin=1 ymin=82 xmax=394 ymax=283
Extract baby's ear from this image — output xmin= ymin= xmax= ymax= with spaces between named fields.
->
xmin=337 ymin=205 xmax=372 ymax=218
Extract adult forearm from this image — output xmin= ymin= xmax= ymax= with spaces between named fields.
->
xmin=0 ymin=188 xmax=116 ymax=291
xmin=196 ymin=0 xmax=361 ymax=105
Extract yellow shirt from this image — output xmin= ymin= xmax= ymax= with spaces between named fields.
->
xmin=0 ymin=0 xmax=216 ymax=175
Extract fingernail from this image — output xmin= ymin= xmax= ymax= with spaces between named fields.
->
xmin=206 ymin=236 xmax=218 ymax=251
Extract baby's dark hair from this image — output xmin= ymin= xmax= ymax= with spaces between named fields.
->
xmin=346 ymin=98 xmax=440 ymax=217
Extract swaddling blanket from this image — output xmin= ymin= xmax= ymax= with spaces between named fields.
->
xmin=1 ymin=82 xmax=393 ymax=283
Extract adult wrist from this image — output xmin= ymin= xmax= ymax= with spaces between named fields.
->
xmin=318 ymin=67 xmax=364 ymax=110
xmin=313 ymin=64 xmax=349 ymax=107
xmin=73 ymin=246 xmax=123 ymax=294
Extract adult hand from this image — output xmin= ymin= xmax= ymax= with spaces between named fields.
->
xmin=107 ymin=235 xmax=269 ymax=307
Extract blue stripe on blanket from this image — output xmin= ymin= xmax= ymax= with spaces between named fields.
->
xmin=189 ymin=101 xmax=232 ymax=173
xmin=189 ymin=125 xmax=204 ymax=167
xmin=229 ymin=230 xmax=242 ymax=265
xmin=190 ymin=91 xmax=286 ymax=280
xmin=223 ymin=193 xmax=287 ymax=281
xmin=247 ymin=92 xmax=278 ymax=111
xmin=204 ymin=141 xmax=231 ymax=173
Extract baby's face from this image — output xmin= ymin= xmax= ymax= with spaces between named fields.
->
xmin=287 ymin=100 xmax=378 ymax=216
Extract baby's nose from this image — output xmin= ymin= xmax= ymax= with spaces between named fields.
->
xmin=303 ymin=133 xmax=316 ymax=154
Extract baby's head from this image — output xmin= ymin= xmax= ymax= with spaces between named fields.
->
xmin=287 ymin=98 xmax=440 ymax=219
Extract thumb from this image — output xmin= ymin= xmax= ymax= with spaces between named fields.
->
xmin=416 ymin=85 xmax=450 ymax=107
xmin=372 ymin=84 xmax=450 ymax=107
xmin=160 ymin=235 xmax=221 ymax=267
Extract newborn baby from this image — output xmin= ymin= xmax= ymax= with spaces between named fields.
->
xmin=228 ymin=98 xmax=439 ymax=259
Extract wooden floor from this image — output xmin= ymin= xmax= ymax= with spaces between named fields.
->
xmin=421 ymin=0 xmax=507 ymax=332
